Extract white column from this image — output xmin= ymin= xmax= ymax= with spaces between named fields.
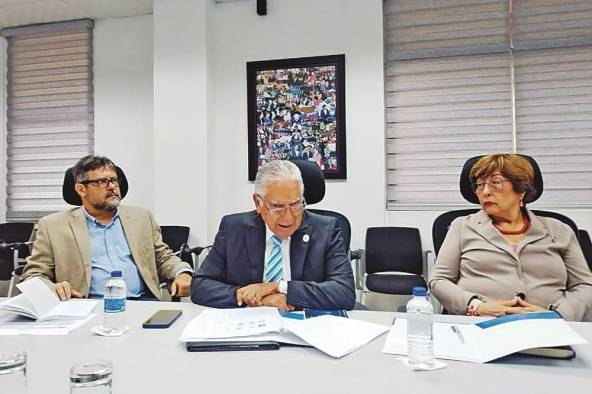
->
xmin=153 ymin=0 xmax=209 ymax=245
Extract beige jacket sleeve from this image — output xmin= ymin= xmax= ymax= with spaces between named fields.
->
xmin=429 ymin=218 xmax=485 ymax=314
xmin=20 ymin=218 xmax=57 ymax=288
xmin=550 ymin=229 xmax=592 ymax=321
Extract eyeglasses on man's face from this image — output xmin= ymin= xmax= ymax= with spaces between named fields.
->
xmin=257 ymin=194 xmax=306 ymax=216
xmin=472 ymin=177 xmax=511 ymax=193
xmin=79 ymin=177 xmax=119 ymax=188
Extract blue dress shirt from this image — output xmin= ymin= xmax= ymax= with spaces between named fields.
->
xmin=84 ymin=208 xmax=145 ymax=298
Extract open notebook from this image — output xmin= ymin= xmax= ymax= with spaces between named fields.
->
xmin=0 ymin=277 xmax=97 ymax=321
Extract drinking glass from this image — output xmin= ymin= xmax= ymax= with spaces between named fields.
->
xmin=0 ymin=351 xmax=27 ymax=394
xmin=69 ymin=360 xmax=112 ymax=394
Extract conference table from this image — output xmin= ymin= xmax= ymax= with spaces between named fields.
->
xmin=1 ymin=301 xmax=591 ymax=394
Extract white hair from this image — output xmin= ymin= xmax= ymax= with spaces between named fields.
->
xmin=255 ymin=160 xmax=304 ymax=197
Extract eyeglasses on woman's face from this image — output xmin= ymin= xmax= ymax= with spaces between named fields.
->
xmin=472 ymin=177 xmax=511 ymax=193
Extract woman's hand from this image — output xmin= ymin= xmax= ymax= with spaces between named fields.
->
xmin=516 ymin=298 xmax=547 ymax=312
xmin=476 ymin=297 xmax=528 ymax=317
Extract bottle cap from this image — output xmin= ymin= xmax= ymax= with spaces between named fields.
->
xmin=412 ymin=286 xmax=427 ymax=296
xmin=110 ymin=270 xmax=122 ymax=278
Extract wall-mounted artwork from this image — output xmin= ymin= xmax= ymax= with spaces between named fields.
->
xmin=247 ymin=54 xmax=346 ymax=180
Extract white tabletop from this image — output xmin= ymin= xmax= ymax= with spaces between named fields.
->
xmin=0 ymin=301 xmax=591 ymax=394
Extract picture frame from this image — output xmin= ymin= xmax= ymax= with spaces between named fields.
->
xmin=247 ymin=54 xmax=346 ymax=181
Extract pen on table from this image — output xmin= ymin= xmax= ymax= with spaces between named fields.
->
xmin=451 ymin=324 xmax=465 ymax=344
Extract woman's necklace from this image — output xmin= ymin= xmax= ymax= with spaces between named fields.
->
xmin=494 ymin=214 xmax=530 ymax=235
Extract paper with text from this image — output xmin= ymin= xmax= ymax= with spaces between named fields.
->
xmin=179 ymin=307 xmax=389 ymax=358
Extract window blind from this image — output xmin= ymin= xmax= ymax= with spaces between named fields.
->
xmin=385 ymin=0 xmax=592 ymax=209
xmin=513 ymin=0 xmax=592 ymax=206
xmin=2 ymin=19 xmax=94 ymax=219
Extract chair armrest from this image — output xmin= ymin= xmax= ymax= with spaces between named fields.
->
xmin=423 ymin=250 xmax=433 ymax=279
xmin=180 ymin=245 xmax=212 ymax=269
xmin=351 ymin=248 xmax=365 ymax=291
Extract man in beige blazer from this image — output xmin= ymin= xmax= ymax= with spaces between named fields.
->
xmin=20 ymin=155 xmax=193 ymax=300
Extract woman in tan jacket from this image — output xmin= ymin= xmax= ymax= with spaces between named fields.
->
xmin=429 ymin=154 xmax=592 ymax=321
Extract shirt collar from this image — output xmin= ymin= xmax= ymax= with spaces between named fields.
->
xmin=83 ymin=206 xmax=120 ymax=228
xmin=265 ymin=225 xmax=290 ymax=243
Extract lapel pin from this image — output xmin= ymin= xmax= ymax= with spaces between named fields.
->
xmin=303 ymin=234 xmax=309 ymax=243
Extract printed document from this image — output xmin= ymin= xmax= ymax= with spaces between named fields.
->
xmin=180 ymin=307 xmax=389 ymax=358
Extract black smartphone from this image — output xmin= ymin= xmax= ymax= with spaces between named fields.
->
xmin=142 ymin=309 xmax=183 ymax=329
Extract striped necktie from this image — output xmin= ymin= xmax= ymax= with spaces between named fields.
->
xmin=264 ymin=235 xmax=284 ymax=282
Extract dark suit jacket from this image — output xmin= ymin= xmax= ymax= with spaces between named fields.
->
xmin=191 ymin=210 xmax=356 ymax=310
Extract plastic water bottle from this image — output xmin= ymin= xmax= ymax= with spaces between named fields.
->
xmin=103 ymin=271 xmax=126 ymax=335
xmin=406 ymin=286 xmax=434 ymax=369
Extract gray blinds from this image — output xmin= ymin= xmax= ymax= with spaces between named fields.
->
xmin=2 ymin=19 xmax=94 ymax=219
xmin=385 ymin=0 xmax=592 ymax=209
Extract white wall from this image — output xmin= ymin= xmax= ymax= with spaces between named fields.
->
xmin=206 ymin=0 xmax=386 ymax=249
xmin=153 ymin=0 xmax=209 ymax=246
xmin=94 ymin=16 xmax=154 ymax=210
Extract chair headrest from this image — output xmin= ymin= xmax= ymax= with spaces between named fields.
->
xmin=290 ymin=160 xmax=325 ymax=205
xmin=62 ymin=166 xmax=129 ymax=206
xmin=460 ymin=154 xmax=543 ymax=204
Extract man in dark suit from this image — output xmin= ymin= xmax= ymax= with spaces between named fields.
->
xmin=191 ymin=161 xmax=355 ymax=311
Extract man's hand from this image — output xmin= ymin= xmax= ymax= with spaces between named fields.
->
xmin=53 ymin=281 xmax=83 ymax=301
xmin=476 ymin=297 xmax=529 ymax=317
xmin=170 ymin=273 xmax=192 ymax=297
xmin=261 ymin=293 xmax=295 ymax=312
xmin=236 ymin=282 xmax=279 ymax=307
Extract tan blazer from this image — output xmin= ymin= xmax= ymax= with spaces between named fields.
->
xmin=20 ymin=206 xmax=192 ymax=300
xmin=429 ymin=209 xmax=592 ymax=321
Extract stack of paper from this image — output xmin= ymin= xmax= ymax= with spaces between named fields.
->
xmin=382 ymin=312 xmax=587 ymax=363
xmin=180 ymin=307 xmax=388 ymax=358
xmin=0 ymin=278 xmax=98 ymax=335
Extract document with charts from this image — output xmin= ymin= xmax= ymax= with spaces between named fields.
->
xmin=382 ymin=312 xmax=587 ymax=363
xmin=180 ymin=307 xmax=389 ymax=358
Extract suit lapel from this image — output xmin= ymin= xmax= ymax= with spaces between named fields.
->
xmin=68 ymin=208 xmax=91 ymax=287
xmin=517 ymin=209 xmax=548 ymax=252
xmin=470 ymin=209 xmax=548 ymax=259
xmin=469 ymin=210 xmax=516 ymax=258
xmin=290 ymin=217 xmax=312 ymax=281
xmin=118 ymin=207 xmax=142 ymax=267
xmin=245 ymin=213 xmax=266 ymax=283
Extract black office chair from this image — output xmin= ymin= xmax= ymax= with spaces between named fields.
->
xmin=63 ymin=166 xmax=129 ymax=205
xmin=160 ymin=225 xmax=210 ymax=302
xmin=291 ymin=160 xmax=354 ymax=254
xmin=362 ymin=227 xmax=427 ymax=303
xmin=160 ymin=225 xmax=210 ymax=270
xmin=0 ymin=222 xmax=35 ymax=297
xmin=291 ymin=159 xmax=366 ymax=310
xmin=432 ymin=154 xmax=580 ymax=255
xmin=578 ymin=229 xmax=592 ymax=272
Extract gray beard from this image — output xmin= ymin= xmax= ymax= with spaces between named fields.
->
xmin=92 ymin=197 xmax=120 ymax=212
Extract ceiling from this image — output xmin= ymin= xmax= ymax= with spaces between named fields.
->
xmin=0 ymin=0 xmax=153 ymax=29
